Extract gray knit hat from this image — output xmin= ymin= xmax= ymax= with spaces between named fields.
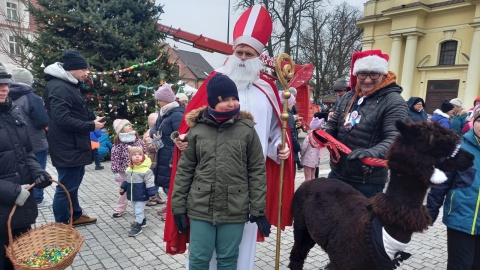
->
xmin=12 ymin=67 xmax=33 ymax=86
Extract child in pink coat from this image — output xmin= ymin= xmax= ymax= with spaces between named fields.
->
xmin=300 ymin=117 xmax=325 ymax=181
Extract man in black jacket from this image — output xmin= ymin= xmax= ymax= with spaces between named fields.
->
xmin=43 ymin=51 xmax=105 ymax=226
xmin=0 ymin=62 xmax=52 ymax=270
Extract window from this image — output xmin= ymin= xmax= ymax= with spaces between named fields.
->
xmin=439 ymin=41 xmax=457 ymax=65
xmin=9 ymin=36 xmax=19 ymax=55
xmin=6 ymin=2 xmax=18 ymax=20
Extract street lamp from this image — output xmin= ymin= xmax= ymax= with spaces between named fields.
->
xmin=227 ymin=0 xmax=231 ymax=44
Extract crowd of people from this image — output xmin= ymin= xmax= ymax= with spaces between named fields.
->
xmin=0 ymin=3 xmax=479 ymax=270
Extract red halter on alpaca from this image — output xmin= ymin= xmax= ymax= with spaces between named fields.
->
xmin=308 ymin=129 xmax=388 ymax=167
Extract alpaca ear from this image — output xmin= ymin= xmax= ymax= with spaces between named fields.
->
xmin=395 ymin=120 xmax=418 ymax=142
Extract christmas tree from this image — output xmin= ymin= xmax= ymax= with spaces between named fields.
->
xmin=25 ymin=0 xmax=179 ymax=133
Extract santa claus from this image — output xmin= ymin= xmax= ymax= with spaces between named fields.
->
xmin=163 ymin=5 xmax=295 ymax=270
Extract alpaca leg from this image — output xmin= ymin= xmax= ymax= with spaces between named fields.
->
xmin=288 ymin=222 xmax=316 ymax=270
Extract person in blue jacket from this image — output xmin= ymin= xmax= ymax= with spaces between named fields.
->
xmin=8 ymin=67 xmax=51 ymax=209
xmin=427 ymin=109 xmax=480 ymax=270
xmin=431 ymin=100 xmax=454 ymax=129
xmin=149 ymin=83 xmax=184 ymax=218
xmin=98 ymin=128 xmax=113 ymax=161
xmin=90 ymin=130 xmax=103 ymax=170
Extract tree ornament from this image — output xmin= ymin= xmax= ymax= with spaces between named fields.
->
xmin=93 ymin=74 xmax=97 ymax=79
xmin=108 ymin=104 xmax=112 ymax=108
xmin=103 ymin=83 xmax=107 ymax=87
xmin=137 ymin=73 xmax=141 ymax=77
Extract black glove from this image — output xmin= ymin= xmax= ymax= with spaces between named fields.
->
xmin=249 ymin=215 xmax=271 ymax=237
xmin=347 ymin=149 xmax=370 ymax=160
xmin=174 ymin=214 xmax=188 ymax=234
xmin=34 ymin=172 xmax=52 ymax=189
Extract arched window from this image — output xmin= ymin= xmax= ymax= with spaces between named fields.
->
xmin=439 ymin=41 xmax=457 ymax=65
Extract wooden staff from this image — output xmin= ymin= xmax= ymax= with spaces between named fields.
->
xmin=274 ymin=53 xmax=295 ymax=270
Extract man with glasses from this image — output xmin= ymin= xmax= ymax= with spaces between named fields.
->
xmin=407 ymin=97 xmax=428 ymax=122
xmin=323 ymin=50 xmax=408 ymax=198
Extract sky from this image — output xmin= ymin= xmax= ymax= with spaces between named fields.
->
xmin=157 ymin=0 xmax=365 ymax=68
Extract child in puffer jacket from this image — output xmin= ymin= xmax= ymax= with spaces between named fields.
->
xmin=110 ymin=119 xmax=145 ymax=218
xmin=300 ymin=117 xmax=325 ymax=180
xmin=120 ymin=146 xmax=156 ymax=237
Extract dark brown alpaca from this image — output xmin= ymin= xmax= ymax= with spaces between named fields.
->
xmin=288 ymin=120 xmax=474 ymax=270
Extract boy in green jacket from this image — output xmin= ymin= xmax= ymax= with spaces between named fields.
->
xmin=171 ymin=74 xmax=270 ymax=270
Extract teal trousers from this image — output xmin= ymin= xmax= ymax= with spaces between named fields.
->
xmin=189 ymin=219 xmax=245 ymax=270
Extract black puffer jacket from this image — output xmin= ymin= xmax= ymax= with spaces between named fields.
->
xmin=43 ymin=63 xmax=95 ymax=168
xmin=152 ymin=105 xmax=185 ymax=188
xmin=0 ymin=98 xmax=44 ymax=233
xmin=324 ymin=81 xmax=408 ymax=184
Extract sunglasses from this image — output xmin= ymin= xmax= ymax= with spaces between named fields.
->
xmin=357 ymin=73 xmax=381 ymax=80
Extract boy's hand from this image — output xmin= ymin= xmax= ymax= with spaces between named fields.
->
xmin=119 ymin=189 xmax=125 ymax=195
xmin=174 ymin=213 xmax=189 ymax=234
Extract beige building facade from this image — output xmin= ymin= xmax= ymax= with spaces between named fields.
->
xmin=0 ymin=0 xmax=37 ymax=72
xmin=357 ymin=0 xmax=480 ymax=114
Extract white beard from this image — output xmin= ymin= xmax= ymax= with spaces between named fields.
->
xmin=222 ymin=55 xmax=264 ymax=90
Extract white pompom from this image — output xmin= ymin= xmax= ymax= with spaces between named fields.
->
xmin=430 ymin=168 xmax=447 ymax=184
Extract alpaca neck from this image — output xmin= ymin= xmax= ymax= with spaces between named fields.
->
xmin=385 ymin=172 xmax=429 ymax=206
xmin=371 ymin=172 xmax=431 ymax=244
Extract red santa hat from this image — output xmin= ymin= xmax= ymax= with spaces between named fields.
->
xmin=349 ymin=50 xmax=389 ymax=89
xmin=233 ymin=5 xmax=273 ymax=54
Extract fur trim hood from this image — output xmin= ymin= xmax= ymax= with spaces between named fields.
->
xmin=184 ymin=106 xmax=254 ymax=127
xmin=433 ymin=109 xmax=451 ymax=119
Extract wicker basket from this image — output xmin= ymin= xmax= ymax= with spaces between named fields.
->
xmin=6 ymin=180 xmax=84 ymax=270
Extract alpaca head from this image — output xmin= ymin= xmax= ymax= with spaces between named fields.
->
xmin=387 ymin=120 xmax=474 ymax=186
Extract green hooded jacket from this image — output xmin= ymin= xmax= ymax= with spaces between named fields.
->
xmin=171 ymin=106 xmax=266 ymax=225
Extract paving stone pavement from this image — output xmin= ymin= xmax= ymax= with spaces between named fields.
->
xmin=35 ymin=147 xmax=448 ymax=269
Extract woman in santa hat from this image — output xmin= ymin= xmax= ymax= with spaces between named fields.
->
xmin=323 ymin=50 xmax=408 ymax=198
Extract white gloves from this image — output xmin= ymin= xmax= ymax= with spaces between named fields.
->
xmin=15 ymin=185 xmax=30 ymax=206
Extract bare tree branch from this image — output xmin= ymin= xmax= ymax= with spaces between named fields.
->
xmin=234 ymin=0 xmax=326 ymax=57
xmin=0 ymin=0 xmax=35 ymax=68
xmin=299 ymin=2 xmax=363 ymax=102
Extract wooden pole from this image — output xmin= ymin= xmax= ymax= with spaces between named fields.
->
xmin=274 ymin=53 xmax=295 ymax=270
